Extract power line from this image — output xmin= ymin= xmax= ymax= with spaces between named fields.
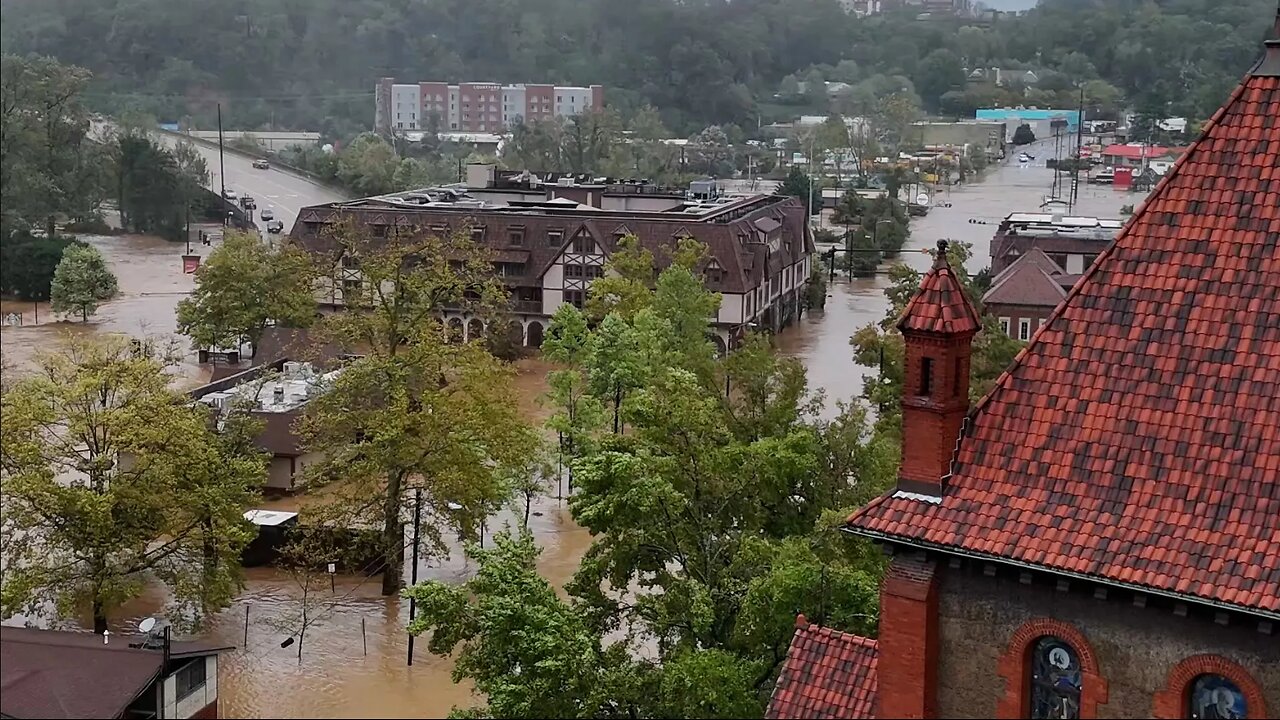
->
xmin=81 ymin=90 xmax=375 ymax=102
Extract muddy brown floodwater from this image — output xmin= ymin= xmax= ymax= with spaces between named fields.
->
xmin=1 ymin=150 xmax=1131 ymax=717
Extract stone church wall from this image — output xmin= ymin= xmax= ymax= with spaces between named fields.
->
xmin=934 ymin=564 xmax=1278 ymax=718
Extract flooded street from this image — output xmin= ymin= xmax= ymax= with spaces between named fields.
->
xmin=0 ymin=148 xmax=1133 ymax=717
xmin=781 ymin=148 xmax=1131 ymax=411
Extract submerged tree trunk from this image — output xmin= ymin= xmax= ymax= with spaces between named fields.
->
xmin=380 ymin=471 xmax=405 ymax=596
xmin=92 ymin=584 xmax=107 ymax=634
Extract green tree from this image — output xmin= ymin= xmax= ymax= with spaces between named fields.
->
xmin=176 ymin=230 xmax=317 ymax=356
xmin=298 ymin=219 xmax=530 ymax=597
xmin=0 ymin=232 xmax=78 ymax=301
xmin=336 ymin=133 xmax=399 ymax=196
xmin=0 ymin=55 xmax=97 ymax=238
xmin=299 ymin=332 xmax=538 ymax=596
xmin=114 ymin=132 xmax=188 ymax=240
xmin=583 ymin=235 xmax=655 ymax=322
xmin=777 ymin=165 xmax=815 ymax=205
xmin=50 ymin=242 xmax=117 ymax=321
xmin=406 ymin=529 xmax=655 ymax=719
xmin=1012 ymin=123 xmax=1037 ymax=145
xmin=314 ymin=219 xmax=508 ymax=358
xmin=544 ymin=303 xmax=603 ymax=483
xmin=586 ymin=314 xmax=645 ymax=434
xmin=913 ymin=49 xmax=966 ymax=111
xmin=0 ymin=335 xmax=266 ymax=632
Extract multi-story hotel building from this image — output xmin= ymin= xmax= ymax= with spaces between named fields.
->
xmin=291 ymin=165 xmax=814 ymax=352
xmin=375 ymin=79 xmax=603 ymax=134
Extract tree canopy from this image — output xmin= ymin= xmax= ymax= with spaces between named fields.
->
xmin=408 ymin=242 xmax=896 ymax=717
xmin=49 ymin=242 xmax=118 ymax=321
xmin=0 ymin=335 xmax=267 ymax=632
xmin=3 ymin=0 xmax=1270 ymax=136
xmin=176 ymin=230 xmax=316 ymax=355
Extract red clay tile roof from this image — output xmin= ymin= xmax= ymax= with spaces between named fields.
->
xmin=849 ymin=63 xmax=1280 ymax=616
xmin=897 ymin=241 xmax=981 ymax=335
xmin=767 ymin=616 xmax=878 ymax=720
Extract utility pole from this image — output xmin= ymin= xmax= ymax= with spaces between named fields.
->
xmin=1070 ymin=84 xmax=1085 ymax=212
xmin=807 ymin=133 xmax=816 ymax=233
xmin=217 ymin=103 xmax=227 ymax=226
xmin=407 ymin=488 xmax=423 ymax=666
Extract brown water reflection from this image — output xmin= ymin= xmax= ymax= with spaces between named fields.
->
xmin=1 ymin=153 xmax=1133 ymax=717
xmin=779 ymin=148 xmax=1130 ymax=416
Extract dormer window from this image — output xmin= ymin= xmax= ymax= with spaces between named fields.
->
xmin=508 ymin=226 xmax=525 ymax=246
xmin=548 ymin=228 xmax=564 ymax=247
xmin=470 ymin=225 xmax=486 ymax=243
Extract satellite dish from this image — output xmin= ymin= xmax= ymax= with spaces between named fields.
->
xmin=915 ymin=192 xmax=930 ymax=206
xmin=139 ymin=617 xmax=157 ymax=633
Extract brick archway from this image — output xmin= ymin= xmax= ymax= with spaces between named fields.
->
xmin=995 ymin=618 xmax=1109 ymax=719
xmin=1152 ymin=654 xmax=1268 ymax=719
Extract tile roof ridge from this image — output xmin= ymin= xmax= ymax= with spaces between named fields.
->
xmin=962 ymin=74 xmax=1255 ymax=424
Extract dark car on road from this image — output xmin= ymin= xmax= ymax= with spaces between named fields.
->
xmin=266 ymin=219 xmax=284 ymax=234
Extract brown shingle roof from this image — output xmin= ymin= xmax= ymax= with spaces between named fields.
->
xmin=849 ymin=52 xmax=1280 ymax=615
xmin=0 ymin=627 xmax=230 ymax=720
xmin=766 ymin=616 xmax=878 ymax=720
xmin=982 ymin=250 xmax=1069 ymax=308
xmin=897 ymin=241 xmax=981 ymax=335
xmin=290 ymin=196 xmax=812 ymax=296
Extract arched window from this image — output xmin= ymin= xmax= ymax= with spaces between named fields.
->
xmin=1030 ymin=636 xmax=1082 ymax=719
xmin=1189 ymin=675 xmax=1247 ymax=719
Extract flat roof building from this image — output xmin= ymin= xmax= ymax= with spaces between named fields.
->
xmin=375 ymin=79 xmax=603 ymax=135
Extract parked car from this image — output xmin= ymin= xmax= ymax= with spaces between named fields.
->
xmin=252 ymin=158 xmax=270 ymax=170
xmin=260 ymin=208 xmax=275 ymax=221
xmin=223 ymin=189 xmax=238 ymax=200
xmin=266 ymin=219 xmax=284 ymax=234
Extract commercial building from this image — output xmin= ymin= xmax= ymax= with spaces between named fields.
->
xmin=768 ymin=21 xmax=1280 ymax=719
xmin=1 ymin=626 xmax=231 ymax=719
xmin=189 ymin=358 xmax=346 ymax=492
xmin=292 ymin=166 xmax=814 ymax=351
xmin=375 ymin=79 xmax=603 ymax=134
xmin=976 ymin=107 xmax=1082 ymax=141
xmin=989 ymin=211 xmax=1123 ymax=275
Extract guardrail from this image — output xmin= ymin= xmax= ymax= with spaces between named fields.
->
xmin=153 ymin=127 xmax=352 ymax=197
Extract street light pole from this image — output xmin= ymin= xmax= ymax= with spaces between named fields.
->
xmin=217 ymin=103 xmax=227 ymax=227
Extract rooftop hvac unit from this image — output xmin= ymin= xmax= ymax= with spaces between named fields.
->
xmin=272 ymin=384 xmax=286 ymax=402
xmin=283 ymin=361 xmax=304 ymax=376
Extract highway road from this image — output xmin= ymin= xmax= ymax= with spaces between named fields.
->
xmin=154 ymin=132 xmax=350 ymax=233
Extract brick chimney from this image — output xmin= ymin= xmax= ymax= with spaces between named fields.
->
xmin=875 ymin=555 xmax=940 ymax=719
xmin=895 ymin=239 xmax=981 ymax=497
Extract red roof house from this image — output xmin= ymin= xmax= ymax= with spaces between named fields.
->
xmin=771 ymin=14 xmax=1280 ymax=720
xmin=767 ymin=616 xmax=878 ymax=720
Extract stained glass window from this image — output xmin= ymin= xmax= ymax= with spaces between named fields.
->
xmin=1190 ymin=674 xmax=1247 ymax=719
xmin=1030 ymin=636 xmax=1082 ymax=719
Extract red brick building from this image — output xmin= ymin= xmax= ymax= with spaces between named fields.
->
xmin=982 ymin=247 xmax=1074 ymax=341
xmin=769 ymin=18 xmax=1279 ymax=720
